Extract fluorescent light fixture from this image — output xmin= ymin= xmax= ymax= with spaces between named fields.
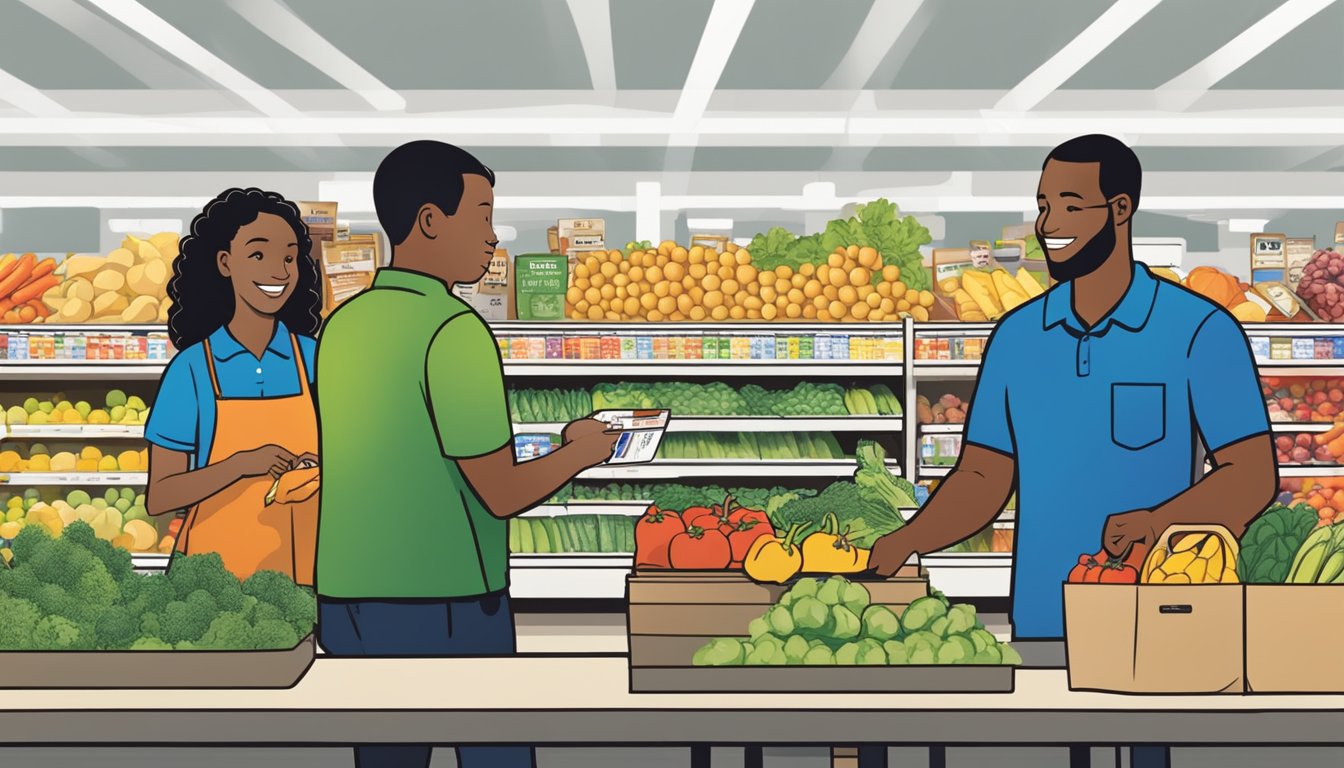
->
xmin=686 ymin=218 xmax=733 ymax=230
xmin=494 ymin=225 xmax=518 ymax=244
xmin=0 ymin=67 xmax=67 ymax=117
xmin=673 ymin=0 xmax=756 ymax=125
xmin=1229 ymin=218 xmax=1271 ymax=233
xmin=108 ymin=218 xmax=183 ymax=234
xmin=565 ymin=0 xmax=617 ymax=91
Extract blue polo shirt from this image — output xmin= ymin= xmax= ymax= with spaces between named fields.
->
xmin=144 ymin=323 xmax=317 ymax=469
xmin=965 ymin=262 xmax=1269 ymax=639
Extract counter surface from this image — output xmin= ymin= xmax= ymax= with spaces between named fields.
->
xmin=4 ymin=659 xmax=1344 ymax=746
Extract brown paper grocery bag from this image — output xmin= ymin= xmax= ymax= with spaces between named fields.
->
xmin=1246 ymin=584 xmax=1344 ymax=693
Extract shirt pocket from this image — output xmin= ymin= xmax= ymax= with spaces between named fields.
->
xmin=1111 ymin=383 xmax=1166 ymax=451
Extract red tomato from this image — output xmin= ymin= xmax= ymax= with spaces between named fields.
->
xmin=1099 ymin=564 xmax=1138 ymax=584
xmin=1067 ymin=562 xmax=1091 ymax=583
xmin=727 ymin=518 xmax=775 ymax=563
xmin=669 ymin=526 xmax=732 ymax=570
xmin=634 ymin=505 xmax=685 ymax=570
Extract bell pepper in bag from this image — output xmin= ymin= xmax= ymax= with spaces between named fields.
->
xmin=800 ymin=512 xmax=870 ymax=574
xmin=744 ymin=522 xmax=810 ymax=584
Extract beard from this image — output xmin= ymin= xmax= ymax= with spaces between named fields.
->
xmin=1043 ymin=210 xmax=1116 ymax=282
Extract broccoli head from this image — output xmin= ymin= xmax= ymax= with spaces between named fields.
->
xmin=128 ymin=574 xmax=176 ymax=616
xmin=156 ymin=598 xmax=214 ymax=645
xmin=129 ymin=636 xmax=173 ymax=651
xmin=31 ymin=615 xmax=82 ymax=650
xmin=198 ymin=612 xmax=255 ymax=650
xmin=0 ymin=564 xmax=44 ymax=602
xmin=84 ymin=536 xmax=134 ymax=584
xmin=28 ymin=537 xmax=101 ymax=591
xmin=61 ymin=520 xmax=98 ymax=549
xmin=10 ymin=524 xmax=52 ymax=568
xmin=0 ymin=594 xmax=40 ymax=649
xmin=94 ymin=606 xmax=140 ymax=650
xmin=74 ymin=566 xmax=121 ymax=609
xmin=165 ymin=552 xmax=239 ymax=599
xmin=214 ymin=583 xmax=247 ymax=613
xmin=243 ymin=570 xmax=316 ymax=634
xmin=252 ymin=618 xmax=300 ymax=650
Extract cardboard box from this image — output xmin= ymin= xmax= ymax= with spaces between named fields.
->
xmin=1245 ymin=584 xmax=1344 ymax=693
xmin=452 ymin=248 xmax=514 ymax=321
xmin=1285 ymin=237 xmax=1317 ymax=292
xmin=514 ymin=253 xmax=569 ymax=321
xmin=298 ymin=201 xmax=338 ymax=249
xmin=319 ymin=234 xmax=381 ymax=315
xmin=1064 ymin=583 xmax=1244 ymax=694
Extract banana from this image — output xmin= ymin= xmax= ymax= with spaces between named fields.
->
xmin=1208 ymin=548 xmax=1224 ymax=580
xmin=1163 ymin=550 xmax=1197 ymax=574
xmin=1198 ymin=535 xmax=1222 ymax=559
xmin=1164 ymin=572 xmax=1192 ymax=584
xmin=1174 ymin=534 xmax=1205 ymax=554
xmin=1186 ymin=558 xmax=1208 ymax=584
xmin=1142 ymin=548 xmax=1167 ymax=583
xmin=1221 ymin=567 xmax=1239 ymax=584
xmin=1148 ymin=569 xmax=1168 ymax=584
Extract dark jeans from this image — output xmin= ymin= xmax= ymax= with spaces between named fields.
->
xmin=318 ymin=592 xmax=535 ymax=768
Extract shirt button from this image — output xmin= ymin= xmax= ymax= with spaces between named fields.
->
xmin=256 ymin=367 xmax=262 ymax=374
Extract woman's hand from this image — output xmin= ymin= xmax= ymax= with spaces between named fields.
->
xmin=232 ymin=445 xmax=297 ymax=479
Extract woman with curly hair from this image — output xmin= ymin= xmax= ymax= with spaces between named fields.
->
xmin=144 ymin=187 xmax=324 ymax=585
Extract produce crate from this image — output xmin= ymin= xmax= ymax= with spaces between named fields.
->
xmin=627 ymin=571 xmax=1014 ymax=693
xmin=0 ymin=634 xmax=316 ymax=689
xmin=1246 ymin=584 xmax=1344 ymax=693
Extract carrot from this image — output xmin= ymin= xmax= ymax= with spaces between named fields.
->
xmin=1327 ymin=435 xmax=1344 ymax=459
xmin=24 ymin=259 xmax=54 ymax=282
xmin=1331 ymin=490 xmax=1344 ymax=509
xmin=17 ymin=306 xmax=35 ymax=323
xmin=10 ymin=275 xmax=58 ymax=305
xmin=1317 ymin=423 xmax=1344 ymax=445
xmin=2 ymin=310 xmax=19 ymax=324
xmin=25 ymin=300 xmax=49 ymax=319
xmin=0 ymin=253 xmax=35 ymax=300
xmin=1309 ymin=494 xmax=1327 ymax=510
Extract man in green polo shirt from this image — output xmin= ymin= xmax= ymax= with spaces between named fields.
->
xmin=315 ymin=140 xmax=619 ymax=768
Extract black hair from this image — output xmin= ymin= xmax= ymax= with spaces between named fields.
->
xmin=167 ymin=188 xmax=322 ymax=351
xmin=1044 ymin=134 xmax=1142 ymax=210
xmin=373 ymin=140 xmax=496 ymax=246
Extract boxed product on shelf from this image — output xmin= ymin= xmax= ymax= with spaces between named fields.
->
xmin=514 ymin=254 xmax=569 ymax=321
xmin=0 ymin=330 xmax=172 ymax=362
xmin=495 ymin=329 xmax=902 ymax=362
xmin=453 ymin=248 xmax=514 ymax=321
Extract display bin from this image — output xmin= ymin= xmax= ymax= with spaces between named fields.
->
xmin=0 ymin=634 xmax=316 ymax=689
xmin=626 ymin=570 xmax=1015 ymax=693
xmin=1246 ymin=584 xmax=1344 ymax=693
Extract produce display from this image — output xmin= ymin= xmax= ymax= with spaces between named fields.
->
xmin=1261 ymin=376 xmax=1342 ymax=423
xmin=746 ymin=200 xmax=933 ymax=292
xmin=692 ymin=576 xmax=1021 ymax=666
xmin=0 ymin=488 xmax=176 ymax=556
xmin=770 ymin=442 xmax=917 ymax=549
xmin=655 ymin=432 xmax=847 ymax=461
xmin=567 ymin=235 xmax=936 ymax=323
xmin=0 ymin=522 xmax=314 ymax=650
xmin=0 ymin=444 xmax=148 ymax=473
xmin=916 ymin=393 xmax=968 ymax=425
xmin=939 ymin=268 xmax=1044 ymax=322
xmin=1278 ymin=478 xmax=1344 ymax=526
xmin=1182 ymin=266 xmax=1268 ymax=322
xmin=39 ymin=232 xmax=178 ymax=324
xmin=1274 ymin=430 xmax=1344 ymax=466
xmin=635 ymin=495 xmax=776 ymax=570
xmin=1238 ymin=503 xmax=1319 ymax=583
xmin=508 ymin=515 xmax=635 ymax=554
xmin=0 ymin=253 xmax=61 ymax=324
xmin=3 ymin=390 xmax=150 ymax=426
xmin=1296 ymin=248 xmax=1344 ymax=322
xmin=510 ymin=382 xmax=901 ymax=422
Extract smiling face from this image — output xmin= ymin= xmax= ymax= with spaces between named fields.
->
xmin=216 ymin=212 xmax=301 ymax=317
xmin=1036 ymin=159 xmax=1123 ymax=282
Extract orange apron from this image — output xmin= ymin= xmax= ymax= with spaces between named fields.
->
xmin=175 ymin=333 xmax=318 ymax=585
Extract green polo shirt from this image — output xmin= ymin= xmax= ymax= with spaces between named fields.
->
xmin=315 ymin=268 xmax=512 ymax=599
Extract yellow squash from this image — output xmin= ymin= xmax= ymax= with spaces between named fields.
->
xmin=744 ymin=522 xmax=809 ymax=584
xmin=800 ymin=512 xmax=870 ymax=574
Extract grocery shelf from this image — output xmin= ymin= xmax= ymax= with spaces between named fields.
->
xmin=1 ymin=425 xmax=146 ymax=440
xmin=577 ymin=460 xmax=897 ymax=480
xmin=920 ymin=553 xmax=1012 ymax=598
xmin=492 ymin=321 xmax=907 ymax=334
xmin=1278 ymin=466 xmax=1344 ymax=477
xmin=919 ymin=424 xmax=964 ymax=434
xmin=503 ymin=362 xmax=902 ymax=377
xmin=522 ymin=503 xmax=649 ymax=517
xmin=506 ymin=555 xmax=634 ymax=600
xmin=920 ymin=466 xmax=953 ymax=477
xmin=910 ymin=362 xmax=980 ymax=378
xmin=515 ymin=417 xmax=902 ymax=433
xmin=0 ymin=324 xmax=167 ymax=333
xmin=0 ymin=472 xmax=147 ymax=486
xmin=132 ymin=553 xmax=170 ymax=572
xmin=1271 ymin=423 xmax=1335 ymax=433
xmin=0 ymin=364 xmax=167 ymax=380
xmin=1256 ymin=362 xmax=1344 ymax=376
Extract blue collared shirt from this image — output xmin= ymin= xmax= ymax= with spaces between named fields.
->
xmin=144 ymin=322 xmax=317 ymax=468
xmin=965 ymin=263 xmax=1269 ymax=639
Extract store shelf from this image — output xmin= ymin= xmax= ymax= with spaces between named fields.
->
xmin=1 ymin=425 xmax=145 ymax=440
xmin=577 ymin=460 xmax=897 ymax=480
xmin=919 ymin=424 xmax=964 ymax=434
xmin=911 ymin=362 xmax=981 ymax=378
xmin=920 ymin=553 xmax=1012 ymax=598
xmin=919 ymin=466 xmax=954 ymax=477
xmin=1271 ymin=423 xmax=1335 ymax=433
xmin=506 ymin=555 xmax=634 ymax=600
xmin=0 ymin=472 xmax=147 ymax=486
xmin=0 ymin=364 xmax=167 ymax=380
xmin=132 ymin=553 xmax=170 ymax=572
xmin=504 ymin=362 xmax=902 ymax=377
xmin=515 ymin=417 xmax=902 ymax=433
xmin=1278 ymin=466 xmax=1344 ymax=477
xmin=523 ymin=503 xmax=648 ymax=517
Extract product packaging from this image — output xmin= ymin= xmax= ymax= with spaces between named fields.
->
xmin=514 ymin=254 xmax=569 ymax=321
xmin=1250 ymin=232 xmax=1288 ymax=286
xmin=297 ymin=202 xmax=338 ymax=249
xmin=514 ymin=433 xmax=561 ymax=462
xmin=1285 ymin=237 xmax=1317 ymax=291
xmin=557 ymin=218 xmax=606 ymax=270
xmin=591 ymin=409 xmax=670 ymax=466
xmin=452 ymin=248 xmax=515 ymax=321
xmin=319 ymin=234 xmax=381 ymax=315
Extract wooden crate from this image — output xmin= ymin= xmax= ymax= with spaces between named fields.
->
xmin=626 ymin=571 xmax=1015 ymax=693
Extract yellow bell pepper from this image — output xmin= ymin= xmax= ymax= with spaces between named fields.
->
xmin=800 ymin=513 xmax=870 ymax=574
xmin=744 ymin=522 xmax=810 ymax=584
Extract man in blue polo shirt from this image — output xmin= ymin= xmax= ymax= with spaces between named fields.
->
xmin=871 ymin=135 xmax=1276 ymax=768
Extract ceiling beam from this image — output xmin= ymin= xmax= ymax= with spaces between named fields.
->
xmin=823 ymin=0 xmax=924 ymax=90
xmin=224 ymin=0 xmax=404 ymax=111
xmin=1158 ymin=0 xmax=1337 ymax=109
xmin=995 ymin=0 xmax=1164 ymax=112
xmin=673 ymin=0 xmax=756 ymax=126
xmin=85 ymin=0 xmax=298 ymax=116
xmin=0 ymin=68 xmax=68 ymax=117
xmin=565 ymin=0 xmax=617 ymax=91
xmin=16 ymin=0 xmax=201 ymax=89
